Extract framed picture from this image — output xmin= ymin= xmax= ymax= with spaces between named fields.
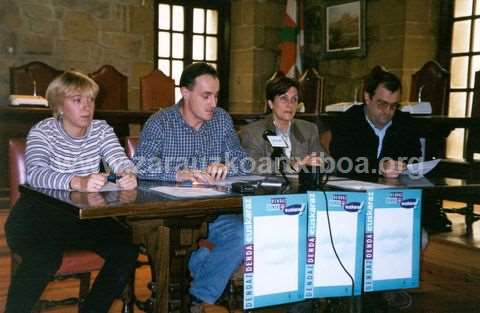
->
xmin=322 ymin=0 xmax=366 ymax=58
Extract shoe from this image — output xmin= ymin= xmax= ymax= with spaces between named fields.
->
xmin=190 ymin=295 xmax=204 ymax=313
xmin=383 ymin=290 xmax=412 ymax=309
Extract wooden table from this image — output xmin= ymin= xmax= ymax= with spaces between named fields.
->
xmin=17 ymin=175 xmax=480 ymax=313
xmin=1 ymin=105 xmax=478 ymax=196
xmin=19 ymin=182 xmax=243 ymax=313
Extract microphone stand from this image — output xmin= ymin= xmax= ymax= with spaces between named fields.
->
xmin=271 ymin=147 xmax=290 ymax=189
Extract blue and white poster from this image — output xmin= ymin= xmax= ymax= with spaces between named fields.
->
xmin=305 ymin=191 xmax=366 ymax=298
xmin=364 ymin=189 xmax=422 ymax=292
xmin=243 ymin=194 xmax=308 ymax=309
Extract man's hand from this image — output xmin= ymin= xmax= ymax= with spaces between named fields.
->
xmin=206 ymin=163 xmax=229 ymax=180
xmin=70 ymin=173 xmax=107 ymax=192
xmin=380 ymin=160 xmax=407 ymax=178
xmin=176 ymin=163 xmax=229 ymax=184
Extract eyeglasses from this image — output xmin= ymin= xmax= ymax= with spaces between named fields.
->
xmin=375 ymin=100 xmax=398 ymax=111
xmin=277 ymin=94 xmax=298 ymax=104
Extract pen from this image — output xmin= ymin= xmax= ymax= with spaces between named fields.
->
xmin=107 ymin=173 xmax=119 ymax=183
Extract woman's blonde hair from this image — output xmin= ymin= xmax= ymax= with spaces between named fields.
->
xmin=46 ymin=70 xmax=99 ymax=117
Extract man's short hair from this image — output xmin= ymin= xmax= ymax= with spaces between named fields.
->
xmin=265 ymin=76 xmax=299 ymax=102
xmin=364 ymin=67 xmax=402 ymax=98
xmin=180 ymin=62 xmax=218 ymax=89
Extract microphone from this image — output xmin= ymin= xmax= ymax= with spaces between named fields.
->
xmin=262 ymin=129 xmax=290 ymax=186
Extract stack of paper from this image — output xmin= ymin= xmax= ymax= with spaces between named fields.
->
xmin=399 ymin=101 xmax=432 ymax=114
xmin=325 ymin=102 xmax=360 ymax=112
xmin=9 ymin=95 xmax=48 ymax=107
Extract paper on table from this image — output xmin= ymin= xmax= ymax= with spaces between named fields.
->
xmin=404 ymin=159 xmax=441 ymax=176
xmin=326 ymin=179 xmax=393 ymax=190
xmin=150 ymin=186 xmax=227 ymax=198
xmin=76 ymin=182 xmax=121 ymax=192
xmin=100 ymin=182 xmax=122 ymax=192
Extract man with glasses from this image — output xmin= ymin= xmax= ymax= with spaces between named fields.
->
xmin=330 ymin=68 xmax=449 ymax=309
xmin=330 ymin=68 xmax=421 ymax=178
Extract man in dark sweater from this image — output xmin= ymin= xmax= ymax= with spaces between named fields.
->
xmin=330 ymin=68 xmax=451 ymax=230
xmin=330 ymin=69 xmax=421 ymax=177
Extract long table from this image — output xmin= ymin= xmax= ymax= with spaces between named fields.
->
xmin=17 ymin=175 xmax=480 ymax=313
xmin=2 ymin=105 xmax=479 ymax=197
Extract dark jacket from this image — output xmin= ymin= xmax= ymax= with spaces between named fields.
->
xmin=330 ymin=104 xmax=421 ymax=176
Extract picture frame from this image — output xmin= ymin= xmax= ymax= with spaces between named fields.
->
xmin=322 ymin=0 xmax=366 ymax=59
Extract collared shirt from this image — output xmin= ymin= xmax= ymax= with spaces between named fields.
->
xmin=365 ymin=113 xmax=392 ymax=158
xmin=134 ymin=101 xmax=250 ymax=181
xmin=273 ymin=119 xmax=292 ymax=158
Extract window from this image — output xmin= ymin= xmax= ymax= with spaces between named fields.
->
xmin=447 ymin=0 xmax=480 ymax=158
xmin=155 ymin=1 xmax=229 ymax=106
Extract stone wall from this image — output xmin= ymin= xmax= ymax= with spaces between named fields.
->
xmin=0 ymin=0 xmax=154 ymax=109
xmin=0 ymin=0 xmax=442 ymax=112
xmin=305 ymin=0 xmax=442 ymax=106
xmin=229 ymin=0 xmax=285 ymax=113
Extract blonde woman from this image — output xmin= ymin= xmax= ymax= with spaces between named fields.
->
xmin=5 ymin=71 xmax=138 ymax=313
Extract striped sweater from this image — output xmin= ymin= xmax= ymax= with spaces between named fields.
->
xmin=26 ymin=117 xmax=134 ymax=190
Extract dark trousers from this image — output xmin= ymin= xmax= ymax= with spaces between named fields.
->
xmin=5 ymin=195 xmax=139 ymax=313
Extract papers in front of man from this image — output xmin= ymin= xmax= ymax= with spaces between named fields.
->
xmin=150 ymin=186 xmax=227 ymax=198
xmin=404 ymin=159 xmax=441 ymax=176
xmin=325 ymin=102 xmax=361 ymax=112
xmin=326 ymin=179 xmax=393 ymax=190
xmin=399 ymin=101 xmax=432 ymax=114
xmin=9 ymin=95 xmax=48 ymax=107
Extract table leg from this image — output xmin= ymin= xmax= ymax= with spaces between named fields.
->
xmin=129 ymin=220 xmax=170 ymax=313
xmin=129 ymin=218 xmax=209 ymax=313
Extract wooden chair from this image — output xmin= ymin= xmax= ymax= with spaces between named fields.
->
xmin=89 ymin=65 xmax=128 ymax=110
xmin=439 ymin=70 xmax=480 ymax=234
xmin=125 ymin=136 xmax=139 ymax=159
xmin=139 ymin=70 xmax=175 ymax=111
xmin=10 ymin=61 xmax=63 ymax=97
xmin=410 ymin=60 xmax=450 ymax=116
xmin=8 ymin=138 xmax=105 ymax=312
xmin=299 ymin=68 xmax=324 ymax=114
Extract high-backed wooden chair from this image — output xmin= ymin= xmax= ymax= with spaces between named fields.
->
xmin=8 ymin=138 xmax=105 ymax=312
xmin=299 ymin=68 xmax=324 ymax=114
xmin=139 ymin=70 xmax=175 ymax=111
xmin=89 ymin=65 xmax=128 ymax=110
xmin=125 ymin=136 xmax=139 ymax=159
xmin=10 ymin=62 xmax=63 ymax=97
xmin=410 ymin=60 xmax=450 ymax=116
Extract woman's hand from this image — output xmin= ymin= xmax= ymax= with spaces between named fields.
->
xmin=117 ymin=172 xmax=138 ymax=190
xmin=291 ymin=153 xmax=324 ymax=172
xmin=70 ymin=173 xmax=107 ymax=192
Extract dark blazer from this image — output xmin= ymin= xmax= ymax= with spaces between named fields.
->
xmin=330 ymin=104 xmax=421 ymax=176
xmin=239 ymin=114 xmax=327 ymax=173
